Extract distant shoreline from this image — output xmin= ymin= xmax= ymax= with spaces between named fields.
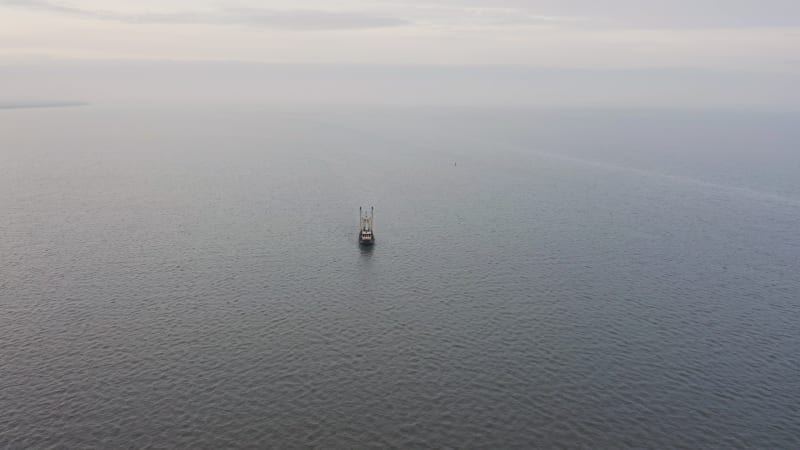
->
xmin=0 ymin=101 xmax=89 ymax=110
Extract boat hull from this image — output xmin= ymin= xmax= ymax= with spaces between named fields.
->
xmin=358 ymin=207 xmax=376 ymax=245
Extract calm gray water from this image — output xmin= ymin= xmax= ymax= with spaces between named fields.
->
xmin=2 ymin=106 xmax=799 ymax=449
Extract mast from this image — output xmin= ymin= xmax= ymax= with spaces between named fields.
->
xmin=358 ymin=206 xmax=376 ymax=244
xmin=358 ymin=206 xmax=375 ymax=234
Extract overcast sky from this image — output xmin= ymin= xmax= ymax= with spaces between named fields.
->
xmin=1 ymin=0 xmax=799 ymax=107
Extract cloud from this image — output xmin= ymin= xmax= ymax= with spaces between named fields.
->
xmin=394 ymin=5 xmax=584 ymax=27
xmin=0 ymin=100 xmax=88 ymax=109
xmin=5 ymin=0 xmax=800 ymax=32
xmin=380 ymin=0 xmax=800 ymax=29
xmin=1 ymin=0 xmax=409 ymax=30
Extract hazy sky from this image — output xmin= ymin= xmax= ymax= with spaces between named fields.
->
xmin=1 ymin=1 xmax=799 ymax=107
xmin=2 ymin=0 xmax=799 ymax=67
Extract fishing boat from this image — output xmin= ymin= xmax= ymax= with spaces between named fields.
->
xmin=358 ymin=207 xmax=376 ymax=245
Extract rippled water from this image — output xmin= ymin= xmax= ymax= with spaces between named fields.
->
xmin=2 ymin=106 xmax=799 ymax=448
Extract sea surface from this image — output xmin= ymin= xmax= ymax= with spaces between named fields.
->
xmin=1 ymin=105 xmax=799 ymax=449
